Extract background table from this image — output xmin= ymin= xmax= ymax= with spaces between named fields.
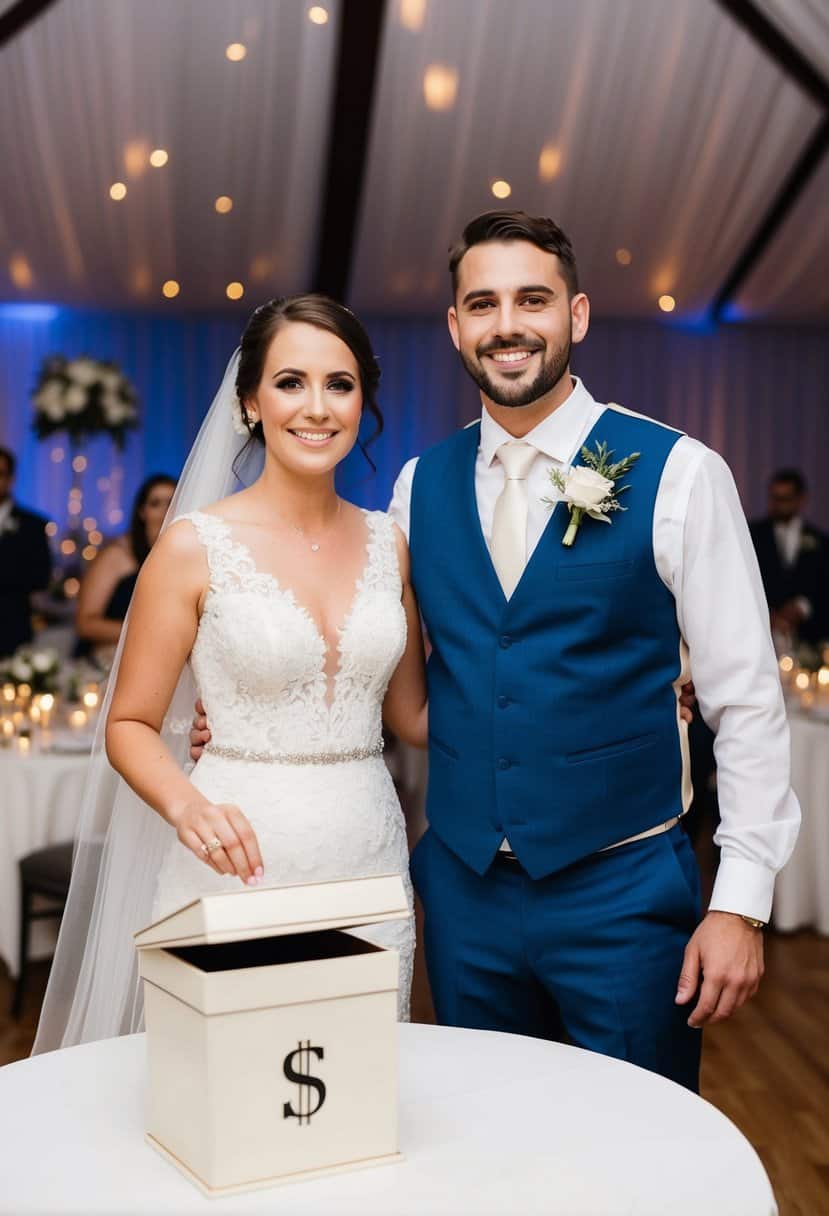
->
xmin=774 ymin=713 xmax=829 ymax=934
xmin=0 ymin=1024 xmax=776 ymax=1215
xmin=0 ymin=740 xmax=90 ymax=975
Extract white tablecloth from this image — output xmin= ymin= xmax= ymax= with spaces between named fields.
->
xmin=0 ymin=1024 xmax=776 ymax=1215
xmin=774 ymin=712 xmax=829 ymax=934
xmin=0 ymin=741 xmax=90 ymax=975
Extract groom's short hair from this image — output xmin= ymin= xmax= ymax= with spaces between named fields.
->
xmin=449 ymin=211 xmax=579 ymax=299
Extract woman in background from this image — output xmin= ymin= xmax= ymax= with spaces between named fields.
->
xmin=75 ymin=473 xmax=175 ymax=665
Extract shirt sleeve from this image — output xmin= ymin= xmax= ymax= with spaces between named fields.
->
xmin=656 ymin=438 xmax=801 ymax=923
xmin=388 ymin=458 xmax=418 ymax=541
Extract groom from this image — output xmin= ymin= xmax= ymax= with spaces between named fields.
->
xmin=386 ymin=211 xmax=799 ymax=1092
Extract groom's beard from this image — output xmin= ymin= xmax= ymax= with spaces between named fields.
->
xmin=460 ymin=331 xmax=572 ymax=409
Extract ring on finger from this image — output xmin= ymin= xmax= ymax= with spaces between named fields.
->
xmin=200 ymin=837 xmax=224 ymax=856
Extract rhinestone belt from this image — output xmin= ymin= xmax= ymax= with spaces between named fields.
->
xmin=203 ymin=742 xmax=384 ymax=766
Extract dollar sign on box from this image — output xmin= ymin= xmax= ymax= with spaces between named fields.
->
xmin=283 ymin=1040 xmax=327 ymax=1125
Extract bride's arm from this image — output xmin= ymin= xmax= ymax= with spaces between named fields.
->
xmin=382 ymin=524 xmax=428 ymax=748
xmin=105 ymin=521 xmax=264 ymax=886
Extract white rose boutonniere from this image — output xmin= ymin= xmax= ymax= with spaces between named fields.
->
xmin=543 ymin=440 xmax=641 ymax=547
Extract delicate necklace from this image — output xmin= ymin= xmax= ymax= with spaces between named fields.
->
xmin=283 ymin=498 xmax=342 ymax=552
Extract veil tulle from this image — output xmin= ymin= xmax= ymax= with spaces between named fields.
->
xmin=33 ymin=349 xmax=265 ymax=1053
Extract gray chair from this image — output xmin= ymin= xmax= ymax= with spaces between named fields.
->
xmin=11 ymin=842 xmax=74 ymax=1019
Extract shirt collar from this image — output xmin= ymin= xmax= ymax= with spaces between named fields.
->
xmin=0 ymin=499 xmax=13 ymax=527
xmin=479 ymin=376 xmax=598 ymax=467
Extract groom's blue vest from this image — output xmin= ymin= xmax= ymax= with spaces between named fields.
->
xmin=409 ymin=405 xmax=689 ymax=880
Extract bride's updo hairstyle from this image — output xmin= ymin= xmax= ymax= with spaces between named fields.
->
xmin=234 ymin=295 xmax=383 ymax=465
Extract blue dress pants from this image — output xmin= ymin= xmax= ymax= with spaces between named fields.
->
xmin=410 ymin=822 xmax=702 ymax=1092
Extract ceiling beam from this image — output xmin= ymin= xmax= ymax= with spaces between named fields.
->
xmin=710 ymin=0 xmax=829 ymax=319
xmin=311 ymin=0 xmax=387 ymax=301
xmin=0 ymin=0 xmax=60 ymax=48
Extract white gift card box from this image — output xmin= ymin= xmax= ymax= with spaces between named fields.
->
xmin=135 ymin=873 xmax=408 ymax=1196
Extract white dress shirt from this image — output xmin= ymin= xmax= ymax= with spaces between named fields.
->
xmin=773 ymin=516 xmax=803 ymax=569
xmin=389 ymin=377 xmax=800 ymax=923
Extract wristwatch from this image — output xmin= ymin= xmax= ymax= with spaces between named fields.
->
xmin=739 ymin=915 xmax=766 ymax=929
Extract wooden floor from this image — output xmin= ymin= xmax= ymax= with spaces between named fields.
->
xmin=2 ymin=875 xmax=828 ymax=1213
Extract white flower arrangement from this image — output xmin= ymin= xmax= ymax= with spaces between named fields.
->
xmin=0 ymin=646 xmax=61 ymax=693
xmin=32 ymin=355 xmax=139 ymax=449
xmin=544 ymin=441 xmax=641 ymax=547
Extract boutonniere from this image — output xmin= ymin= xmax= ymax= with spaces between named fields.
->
xmin=543 ymin=441 xmax=641 ymax=547
xmin=799 ymin=533 xmax=818 ymax=553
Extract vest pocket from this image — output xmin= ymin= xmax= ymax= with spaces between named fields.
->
xmin=556 ymin=559 xmax=634 ymax=582
xmin=429 ymin=733 xmax=459 ymax=760
xmin=566 ymin=731 xmax=657 ymax=764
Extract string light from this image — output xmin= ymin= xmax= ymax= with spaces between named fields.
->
xmin=615 ymin=249 xmax=632 ymax=266
xmin=423 ymin=64 xmax=458 ymax=111
xmin=149 ymin=149 xmax=169 ymax=167
xmin=538 ymin=144 xmax=561 ymax=182
xmin=491 ymin=180 xmax=512 ymax=199
xmin=308 ymin=6 xmax=329 ymax=23
xmin=226 ymin=281 xmax=245 ymax=300
xmin=215 ymin=196 xmax=233 ymax=214
xmin=226 ymin=43 xmax=247 ymax=61
xmin=162 ymin=280 xmax=180 ymax=299
xmin=109 ymin=182 xmax=127 ymax=201
xmin=658 ymin=294 xmax=676 ymax=313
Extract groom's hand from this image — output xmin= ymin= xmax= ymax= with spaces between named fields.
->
xmin=679 ymin=680 xmax=696 ymax=725
xmin=190 ymin=697 xmax=211 ymax=761
xmin=675 ymin=911 xmax=764 ymax=1027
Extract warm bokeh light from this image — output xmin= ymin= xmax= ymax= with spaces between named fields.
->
xmin=83 ymin=517 xmax=97 ymax=531
xmin=399 ymin=0 xmax=427 ymax=31
xmin=779 ymin=655 xmax=794 ymax=673
xmin=97 ymin=477 xmax=110 ymax=492
xmin=818 ymin=667 xmax=829 ymax=687
xmin=423 ymin=64 xmax=458 ymax=111
xmin=45 ymin=522 xmax=58 ymax=537
xmin=795 ymin=671 xmax=810 ymax=691
xmin=658 ymin=294 xmax=676 ymax=313
xmin=123 ymin=139 xmax=150 ymax=177
xmin=83 ymin=690 xmax=100 ymax=709
xmin=63 ymin=578 xmax=80 ymax=598
xmin=538 ymin=144 xmax=561 ymax=182
xmin=40 ymin=694 xmax=55 ymax=712
xmin=60 ymin=539 xmax=77 ymax=556
xmin=616 ymin=248 xmax=632 ymax=266
xmin=89 ymin=530 xmax=104 ymax=546
xmin=491 ymin=180 xmax=512 ymax=199
xmin=226 ymin=281 xmax=245 ymax=300
xmin=69 ymin=487 xmax=82 ymax=499
xmin=149 ymin=149 xmax=169 ymax=167
xmin=50 ymin=448 xmax=65 ymax=463
xmin=226 ymin=42 xmax=247 ymax=61
xmin=68 ymin=501 xmax=82 ymax=516
xmin=109 ymin=509 xmax=124 ymax=525
xmin=215 ymin=195 xmax=234 ymax=214
xmin=308 ymin=6 xmax=329 ymax=23
xmin=72 ymin=455 xmax=88 ymax=473
xmin=9 ymin=254 xmax=34 ymax=289
xmin=109 ymin=182 xmax=127 ymax=201
xmin=162 ymin=280 xmax=180 ymax=299
xmin=82 ymin=545 xmax=98 ymax=561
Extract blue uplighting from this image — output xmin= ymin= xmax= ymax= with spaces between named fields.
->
xmin=0 ymin=303 xmax=61 ymax=322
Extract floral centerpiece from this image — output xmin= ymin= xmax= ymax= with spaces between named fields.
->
xmin=32 ymin=355 xmax=139 ymax=449
xmin=0 ymin=645 xmax=61 ymax=694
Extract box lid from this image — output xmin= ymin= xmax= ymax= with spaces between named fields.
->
xmin=134 ymin=872 xmax=409 ymax=951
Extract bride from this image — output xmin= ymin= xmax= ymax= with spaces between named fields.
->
xmin=34 ymin=295 xmax=427 ymax=1050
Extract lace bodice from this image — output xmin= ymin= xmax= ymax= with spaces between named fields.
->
xmin=180 ymin=509 xmax=407 ymax=757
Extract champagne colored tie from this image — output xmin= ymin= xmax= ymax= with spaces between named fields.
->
xmin=490 ymin=441 xmax=537 ymax=599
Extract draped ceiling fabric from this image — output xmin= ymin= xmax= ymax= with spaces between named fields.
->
xmin=351 ymin=0 xmax=825 ymax=321
xmin=0 ymin=0 xmax=341 ymax=309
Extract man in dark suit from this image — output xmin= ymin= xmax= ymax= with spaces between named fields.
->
xmin=750 ymin=469 xmax=828 ymax=645
xmin=0 ymin=446 xmax=52 ymax=657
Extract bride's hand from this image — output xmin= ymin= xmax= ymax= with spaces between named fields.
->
xmin=171 ymin=799 xmax=264 ymax=886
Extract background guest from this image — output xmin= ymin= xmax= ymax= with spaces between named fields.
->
xmin=75 ymin=473 xmax=175 ymax=666
xmin=749 ymin=469 xmax=828 ymax=646
xmin=0 ymin=445 xmax=52 ymax=658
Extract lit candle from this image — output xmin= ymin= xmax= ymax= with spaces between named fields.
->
xmin=2 ymin=684 xmax=14 ymax=703
xmin=82 ymin=690 xmax=99 ymax=710
xmin=29 ymin=703 xmax=41 ymax=725
xmin=69 ymin=708 xmax=88 ymax=729
xmin=39 ymin=692 xmax=55 ymax=728
xmin=1 ymin=719 xmax=13 ymax=744
xmin=17 ymin=735 xmax=31 ymax=754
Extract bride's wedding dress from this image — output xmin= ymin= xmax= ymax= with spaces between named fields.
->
xmin=151 ymin=507 xmax=415 ymax=1019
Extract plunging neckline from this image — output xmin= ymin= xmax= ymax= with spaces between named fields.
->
xmin=196 ymin=508 xmax=377 ymax=708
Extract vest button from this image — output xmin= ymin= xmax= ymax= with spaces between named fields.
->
xmin=497 ymin=757 xmax=511 ymax=771
xmin=499 ymin=635 xmax=513 ymax=649
xmin=497 ymin=695 xmax=509 ymax=709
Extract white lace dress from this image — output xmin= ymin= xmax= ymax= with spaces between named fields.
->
xmin=151 ymin=508 xmax=414 ymax=1019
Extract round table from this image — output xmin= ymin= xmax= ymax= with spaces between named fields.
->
xmin=0 ymin=1025 xmax=776 ymax=1215
xmin=774 ymin=712 xmax=829 ymax=934
xmin=0 ymin=738 xmax=91 ymax=974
